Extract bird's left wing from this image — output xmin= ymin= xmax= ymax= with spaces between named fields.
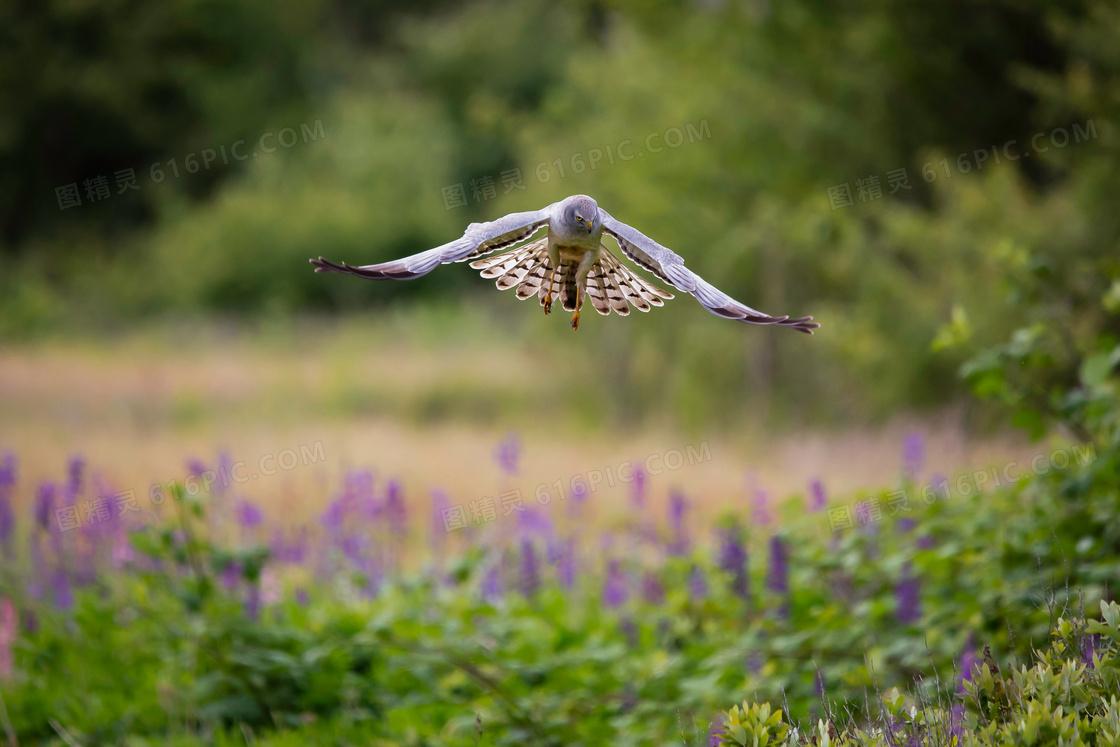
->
xmin=310 ymin=208 xmax=552 ymax=281
xmin=598 ymin=209 xmax=819 ymax=334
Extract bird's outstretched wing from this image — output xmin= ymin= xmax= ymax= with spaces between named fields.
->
xmin=310 ymin=208 xmax=551 ymax=280
xmin=598 ymin=209 xmax=819 ymax=334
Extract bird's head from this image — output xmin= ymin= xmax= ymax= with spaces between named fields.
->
xmin=565 ymin=195 xmax=600 ymax=235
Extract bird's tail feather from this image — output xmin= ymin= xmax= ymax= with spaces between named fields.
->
xmin=470 ymin=240 xmax=674 ymax=316
xmin=587 ymin=247 xmax=674 ymax=315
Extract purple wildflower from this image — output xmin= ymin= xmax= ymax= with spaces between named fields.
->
xmin=898 ymin=517 xmax=916 ymax=533
xmin=220 ymin=563 xmax=242 ymax=590
xmin=0 ymin=453 xmax=15 ymax=492
xmin=51 ymin=571 xmax=73 ymax=611
xmin=481 ymin=564 xmax=504 ymax=603
xmin=519 ymin=538 xmax=540 ymax=597
xmin=717 ymin=527 xmax=749 ymax=600
xmin=244 ymin=583 xmax=261 ymax=621
xmin=0 ymin=495 xmax=12 ymax=554
xmin=630 ymin=466 xmax=646 ymax=509
xmin=215 ymin=451 xmax=235 ymax=496
xmin=766 ymin=535 xmax=788 ymax=594
xmin=66 ymin=455 xmax=85 ymax=500
xmin=895 ymin=562 xmax=921 ymax=624
xmin=808 ymin=478 xmax=827 ymax=512
xmin=111 ymin=528 xmax=135 ymax=568
xmin=295 ymin=588 xmax=309 ymax=606
xmin=0 ymin=454 xmax=16 ymax=553
xmin=235 ymin=500 xmax=263 ymax=528
xmin=688 ymin=564 xmax=708 ymax=601
xmin=320 ymin=498 xmax=346 ymax=531
xmin=269 ymin=528 xmax=307 ymax=564
xmin=0 ymin=597 xmax=15 ymax=681
xmin=185 ymin=458 xmax=208 ymax=479
xmin=556 ymin=538 xmax=576 ymax=588
xmin=34 ymin=483 xmax=56 ymax=531
xmin=707 ymin=718 xmax=724 ymax=746
xmin=384 ymin=479 xmax=407 ymax=536
xmin=902 ymin=431 xmax=925 ymax=480
xmin=619 ymin=617 xmax=638 ymax=648
xmin=1081 ymin=633 xmax=1098 ymax=669
xmin=602 ymin=559 xmax=629 ymax=608
xmin=667 ymin=489 xmax=689 ymax=556
xmin=641 ymin=570 xmax=665 ymax=605
xmin=517 ymin=506 xmax=553 ymax=538
xmin=752 ymin=486 xmax=773 ymax=526
xmin=493 ymin=432 xmax=521 ymax=477
xmin=958 ymin=635 xmax=979 ymax=687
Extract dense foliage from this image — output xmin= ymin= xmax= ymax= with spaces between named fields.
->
xmin=0 ymin=405 xmax=1116 ymax=744
xmin=4 ymin=0 xmax=1118 ymax=428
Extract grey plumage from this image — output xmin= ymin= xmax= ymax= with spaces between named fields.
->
xmin=310 ymin=194 xmax=819 ymax=334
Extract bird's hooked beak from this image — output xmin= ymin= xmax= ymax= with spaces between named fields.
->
xmin=587 ymin=221 xmax=595 ymax=234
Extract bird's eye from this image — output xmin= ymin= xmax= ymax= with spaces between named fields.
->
xmin=576 ymin=215 xmax=584 ymax=222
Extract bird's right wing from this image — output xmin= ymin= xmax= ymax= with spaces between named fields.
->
xmin=310 ymin=207 xmax=552 ymax=281
xmin=599 ymin=209 xmax=819 ymax=334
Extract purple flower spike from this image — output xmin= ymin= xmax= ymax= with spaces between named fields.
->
xmin=641 ymin=571 xmax=665 ymax=605
xmin=688 ymin=564 xmax=708 ymax=601
xmin=808 ymin=479 xmax=826 ymax=513
xmin=0 ymin=453 xmax=16 ymax=495
xmin=902 ymin=431 xmax=926 ymax=480
xmin=667 ymin=490 xmax=689 ymax=556
xmin=385 ymin=479 xmax=407 ymax=536
xmin=556 ymin=538 xmax=576 ymax=588
xmin=630 ymin=466 xmax=647 ymax=509
xmin=602 ymin=559 xmax=629 ymax=608
xmin=717 ymin=527 xmax=749 ymax=600
xmin=34 ymin=483 xmax=56 ymax=531
xmin=66 ymin=455 xmax=85 ymax=501
xmin=1081 ymin=633 xmax=1098 ymax=669
xmin=0 ymin=495 xmax=12 ymax=553
xmin=895 ymin=562 xmax=921 ymax=624
xmin=707 ymin=718 xmax=724 ymax=746
xmin=0 ymin=454 xmax=16 ymax=553
xmin=766 ymin=535 xmax=788 ymax=594
xmin=220 ymin=563 xmax=242 ymax=590
xmin=752 ymin=486 xmax=773 ymax=526
xmin=519 ymin=538 xmax=540 ymax=598
xmin=493 ymin=432 xmax=521 ymax=477
xmin=235 ymin=500 xmax=263 ymax=528
xmin=481 ymin=564 xmax=504 ymax=603
xmin=51 ymin=571 xmax=73 ymax=611
xmin=958 ymin=635 xmax=979 ymax=689
xmin=244 ymin=583 xmax=261 ymax=621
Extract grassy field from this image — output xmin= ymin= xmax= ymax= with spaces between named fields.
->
xmin=0 ymin=314 xmax=1036 ymax=534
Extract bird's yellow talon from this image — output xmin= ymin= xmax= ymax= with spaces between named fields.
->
xmin=543 ymin=296 xmax=552 ymax=315
xmin=570 ymin=311 xmax=580 ymax=330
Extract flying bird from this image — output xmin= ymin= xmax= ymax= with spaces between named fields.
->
xmin=310 ymin=194 xmax=818 ymax=333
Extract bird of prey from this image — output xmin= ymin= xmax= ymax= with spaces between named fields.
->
xmin=310 ymin=194 xmax=818 ymax=333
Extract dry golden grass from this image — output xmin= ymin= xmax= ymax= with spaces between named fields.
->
xmin=0 ymin=317 xmax=1039 ymax=535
